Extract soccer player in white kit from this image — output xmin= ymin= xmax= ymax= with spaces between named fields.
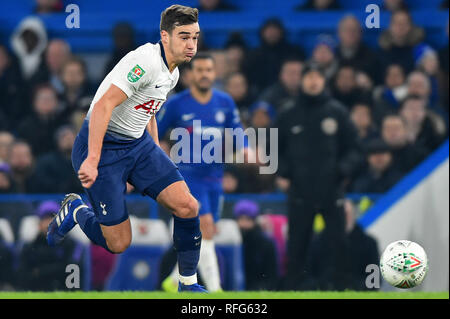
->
xmin=46 ymin=5 xmax=207 ymax=292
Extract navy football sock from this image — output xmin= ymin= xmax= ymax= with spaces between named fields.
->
xmin=74 ymin=203 xmax=113 ymax=253
xmin=172 ymin=214 xmax=202 ymax=278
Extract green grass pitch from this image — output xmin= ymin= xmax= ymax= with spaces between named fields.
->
xmin=0 ymin=291 xmax=448 ymax=299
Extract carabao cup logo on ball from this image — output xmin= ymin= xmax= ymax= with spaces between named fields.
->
xmin=380 ymin=240 xmax=428 ymax=289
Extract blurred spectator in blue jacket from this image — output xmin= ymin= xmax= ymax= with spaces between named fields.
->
xmin=413 ymin=44 xmax=441 ymax=111
xmin=372 ymin=63 xmax=408 ymax=125
xmin=309 ymin=34 xmax=339 ymax=82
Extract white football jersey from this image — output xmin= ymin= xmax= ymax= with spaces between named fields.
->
xmin=86 ymin=42 xmax=179 ymax=139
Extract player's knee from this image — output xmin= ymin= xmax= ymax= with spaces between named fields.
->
xmin=106 ymin=237 xmax=131 ymax=254
xmin=175 ymin=196 xmax=199 ymax=219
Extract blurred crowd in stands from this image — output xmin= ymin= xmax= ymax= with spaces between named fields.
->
xmin=0 ymin=0 xmax=448 ymax=197
xmin=0 ymin=0 xmax=448 ymax=291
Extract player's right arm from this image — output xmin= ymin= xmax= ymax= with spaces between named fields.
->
xmin=78 ymin=84 xmax=127 ymax=188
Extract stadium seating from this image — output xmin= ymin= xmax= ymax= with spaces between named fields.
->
xmin=214 ymin=219 xmax=245 ymax=290
xmin=104 ymin=216 xmax=171 ymax=291
xmin=0 ymin=2 xmax=447 ymax=53
xmin=18 ymin=215 xmax=40 ymax=244
xmin=17 ymin=215 xmax=90 ymax=245
xmin=0 ymin=218 xmax=14 ymax=246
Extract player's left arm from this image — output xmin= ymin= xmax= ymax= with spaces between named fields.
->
xmin=147 ymin=115 xmax=160 ymax=147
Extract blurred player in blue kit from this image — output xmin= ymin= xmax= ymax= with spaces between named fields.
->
xmin=46 ymin=5 xmax=207 ymax=292
xmin=158 ymin=52 xmax=249 ymax=292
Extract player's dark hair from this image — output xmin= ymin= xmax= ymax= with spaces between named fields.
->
xmin=190 ymin=52 xmax=214 ymax=68
xmin=160 ymin=5 xmax=199 ymax=34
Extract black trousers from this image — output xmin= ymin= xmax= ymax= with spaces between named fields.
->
xmin=284 ymin=195 xmax=349 ymax=290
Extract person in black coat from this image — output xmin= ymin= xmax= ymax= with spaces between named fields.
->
xmin=378 ymin=10 xmax=425 ymax=75
xmin=331 ymin=64 xmax=371 ymax=110
xmin=32 ymin=125 xmax=83 ymax=194
xmin=16 ymin=84 xmax=65 ymax=157
xmin=259 ymin=58 xmax=304 ymax=113
xmin=233 ymin=200 xmax=278 ymax=291
xmin=351 ymin=139 xmax=403 ymax=193
xmin=381 ymin=114 xmax=428 ymax=175
xmin=336 ymin=15 xmax=381 ymax=84
xmin=306 ymin=200 xmax=380 ymax=290
xmin=243 ymin=19 xmax=305 ymax=95
xmin=399 ymin=95 xmax=447 ymax=155
xmin=0 ymin=44 xmax=26 ymax=129
xmin=275 ymin=63 xmax=362 ymax=290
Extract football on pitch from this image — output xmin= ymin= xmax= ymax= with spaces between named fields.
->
xmin=380 ymin=240 xmax=428 ymax=289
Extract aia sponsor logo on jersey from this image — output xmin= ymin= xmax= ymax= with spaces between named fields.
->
xmin=134 ymin=99 xmax=163 ymax=115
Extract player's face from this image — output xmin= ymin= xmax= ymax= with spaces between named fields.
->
xmin=191 ymin=58 xmax=216 ymax=92
xmin=165 ymin=23 xmax=200 ymax=64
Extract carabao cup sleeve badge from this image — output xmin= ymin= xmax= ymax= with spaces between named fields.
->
xmin=127 ymin=64 xmax=146 ymax=83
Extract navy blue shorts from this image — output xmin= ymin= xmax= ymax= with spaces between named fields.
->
xmin=182 ymin=173 xmax=224 ymax=223
xmin=72 ymin=121 xmax=184 ymax=226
